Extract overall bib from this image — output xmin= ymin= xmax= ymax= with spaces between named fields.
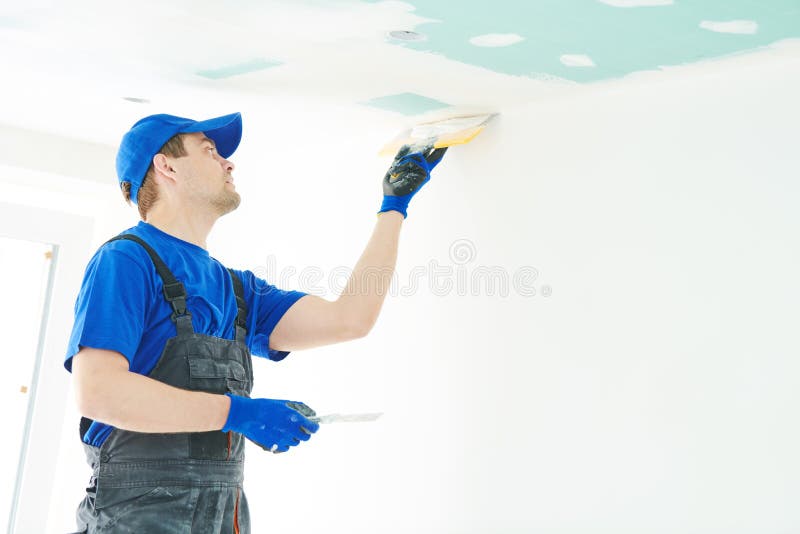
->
xmin=73 ymin=234 xmax=253 ymax=534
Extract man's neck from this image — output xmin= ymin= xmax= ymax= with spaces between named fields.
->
xmin=144 ymin=207 xmax=217 ymax=250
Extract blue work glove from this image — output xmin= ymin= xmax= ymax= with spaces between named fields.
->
xmin=378 ymin=143 xmax=448 ymax=219
xmin=222 ymin=393 xmax=320 ymax=454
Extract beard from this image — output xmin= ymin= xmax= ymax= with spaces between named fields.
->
xmin=211 ymin=187 xmax=241 ymax=216
xmin=183 ymin=170 xmax=241 ymax=216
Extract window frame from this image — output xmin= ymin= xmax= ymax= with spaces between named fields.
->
xmin=0 ymin=201 xmax=94 ymax=534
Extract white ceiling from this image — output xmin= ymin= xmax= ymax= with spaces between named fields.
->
xmin=0 ymin=0 xmax=563 ymax=148
xmin=0 ymin=0 xmax=797 ymax=153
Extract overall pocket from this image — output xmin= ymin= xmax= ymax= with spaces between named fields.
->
xmin=188 ymin=358 xmax=248 ymax=394
xmin=187 ymin=357 xmax=250 ymax=460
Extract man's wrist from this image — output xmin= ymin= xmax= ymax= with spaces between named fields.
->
xmin=378 ymin=195 xmax=410 ymax=218
xmin=376 ymin=209 xmax=405 ymax=220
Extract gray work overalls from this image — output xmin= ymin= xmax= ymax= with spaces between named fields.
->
xmin=72 ymin=234 xmax=254 ymax=533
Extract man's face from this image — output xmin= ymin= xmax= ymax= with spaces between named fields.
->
xmin=171 ymin=132 xmax=240 ymax=215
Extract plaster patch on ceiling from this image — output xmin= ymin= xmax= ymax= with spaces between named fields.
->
xmin=196 ymin=58 xmax=283 ymax=80
xmin=700 ymin=20 xmax=759 ymax=35
xmin=360 ymin=92 xmax=451 ymax=116
xmin=0 ymin=16 xmax=30 ymax=28
xmin=597 ymin=0 xmax=673 ymax=7
xmin=560 ymin=55 xmax=596 ymax=67
xmin=469 ymin=33 xmax=525 ymax=48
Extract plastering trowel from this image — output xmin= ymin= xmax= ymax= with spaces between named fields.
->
xmin=379 ymin=112 xmax=498 ymax=156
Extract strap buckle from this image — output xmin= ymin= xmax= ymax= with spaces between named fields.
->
xmin=162 ymin=281 xmax=185 ymax=301
xmin=162 ymin=282 xmax=188 ymax=317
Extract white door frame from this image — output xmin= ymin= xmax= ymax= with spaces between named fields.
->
xmin=0 ymin=201 xmax=94 ymax=534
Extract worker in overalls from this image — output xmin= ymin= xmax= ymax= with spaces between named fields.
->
xmin=64 ymin=112 xmax=447 ymax=533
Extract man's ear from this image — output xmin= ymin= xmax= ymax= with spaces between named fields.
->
xmin=152 ymin=154 xmax=176 ymax=183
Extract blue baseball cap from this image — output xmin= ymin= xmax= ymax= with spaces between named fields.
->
xmin=116 ymin=112 xmax=243 ymax=204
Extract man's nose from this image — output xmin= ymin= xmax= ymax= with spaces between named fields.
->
xmin=222 ymin=158 xmax=235 ymax=172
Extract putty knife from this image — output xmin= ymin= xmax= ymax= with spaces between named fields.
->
xmin=308 ymin=412 xmax=383 ymax=424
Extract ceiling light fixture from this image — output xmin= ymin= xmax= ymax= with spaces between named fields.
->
xmin=387 ymin=30 xmax=426 ymax=42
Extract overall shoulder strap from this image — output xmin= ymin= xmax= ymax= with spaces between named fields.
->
xmin=105 ymin=234 xmax=194 ymax=336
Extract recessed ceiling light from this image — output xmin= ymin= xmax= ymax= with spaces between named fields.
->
xmin=122 ymin=96 xmax=150 ymax=104
xmin=387 ymin=30 xmax=426 ymax=42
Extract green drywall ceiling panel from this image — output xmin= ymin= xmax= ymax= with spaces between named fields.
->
xmin=197 ymin=58 xmax=283 ymax=80
xmin=361 ymin=92 xmax=452 ymax=115
xmin=367 ymin=0 xmax=800 ymax=83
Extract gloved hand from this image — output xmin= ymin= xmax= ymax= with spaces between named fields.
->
xmin=222 ymin=393 xmax=320 ymax=454
xmin=378 ymin=143 xmax=448 ymax=219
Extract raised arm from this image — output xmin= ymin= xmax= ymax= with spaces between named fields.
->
xmin=269 ymin=144 xmax=447 ymax=352
xmin=269 ymin=209 xmax=404 ymax=351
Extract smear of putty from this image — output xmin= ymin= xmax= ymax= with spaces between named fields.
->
xmin=560 ymin=54 xmax=596 ymax=67
xmin=597 ymin=0 xmax=673 ymax=7
xmin=699 ymin=20 xmax=759 ymax=35
xmin=469 ymin=33 xmax=525 ymax=47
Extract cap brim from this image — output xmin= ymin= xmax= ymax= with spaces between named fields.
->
xmin=180 ymin=112 xmax=242 ymax=158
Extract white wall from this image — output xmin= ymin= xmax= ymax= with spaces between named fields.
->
xmin=5 ymin=44 xmax=797 ymax=533
xmin=214 ymin=48 xmax=799 ymax=533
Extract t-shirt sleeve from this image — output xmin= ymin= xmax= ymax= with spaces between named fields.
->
xmin=64 ymin=244 xmax=152 ymax=373
xmin=233 ymin=269 xmax=307 ymax=362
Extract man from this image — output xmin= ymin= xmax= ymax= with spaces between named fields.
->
xmin=65 ymin=112 xmax=446 ymax=533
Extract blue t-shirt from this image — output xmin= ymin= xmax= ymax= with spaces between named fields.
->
xmin=65 ymin=221 xmax=308 ymax=447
